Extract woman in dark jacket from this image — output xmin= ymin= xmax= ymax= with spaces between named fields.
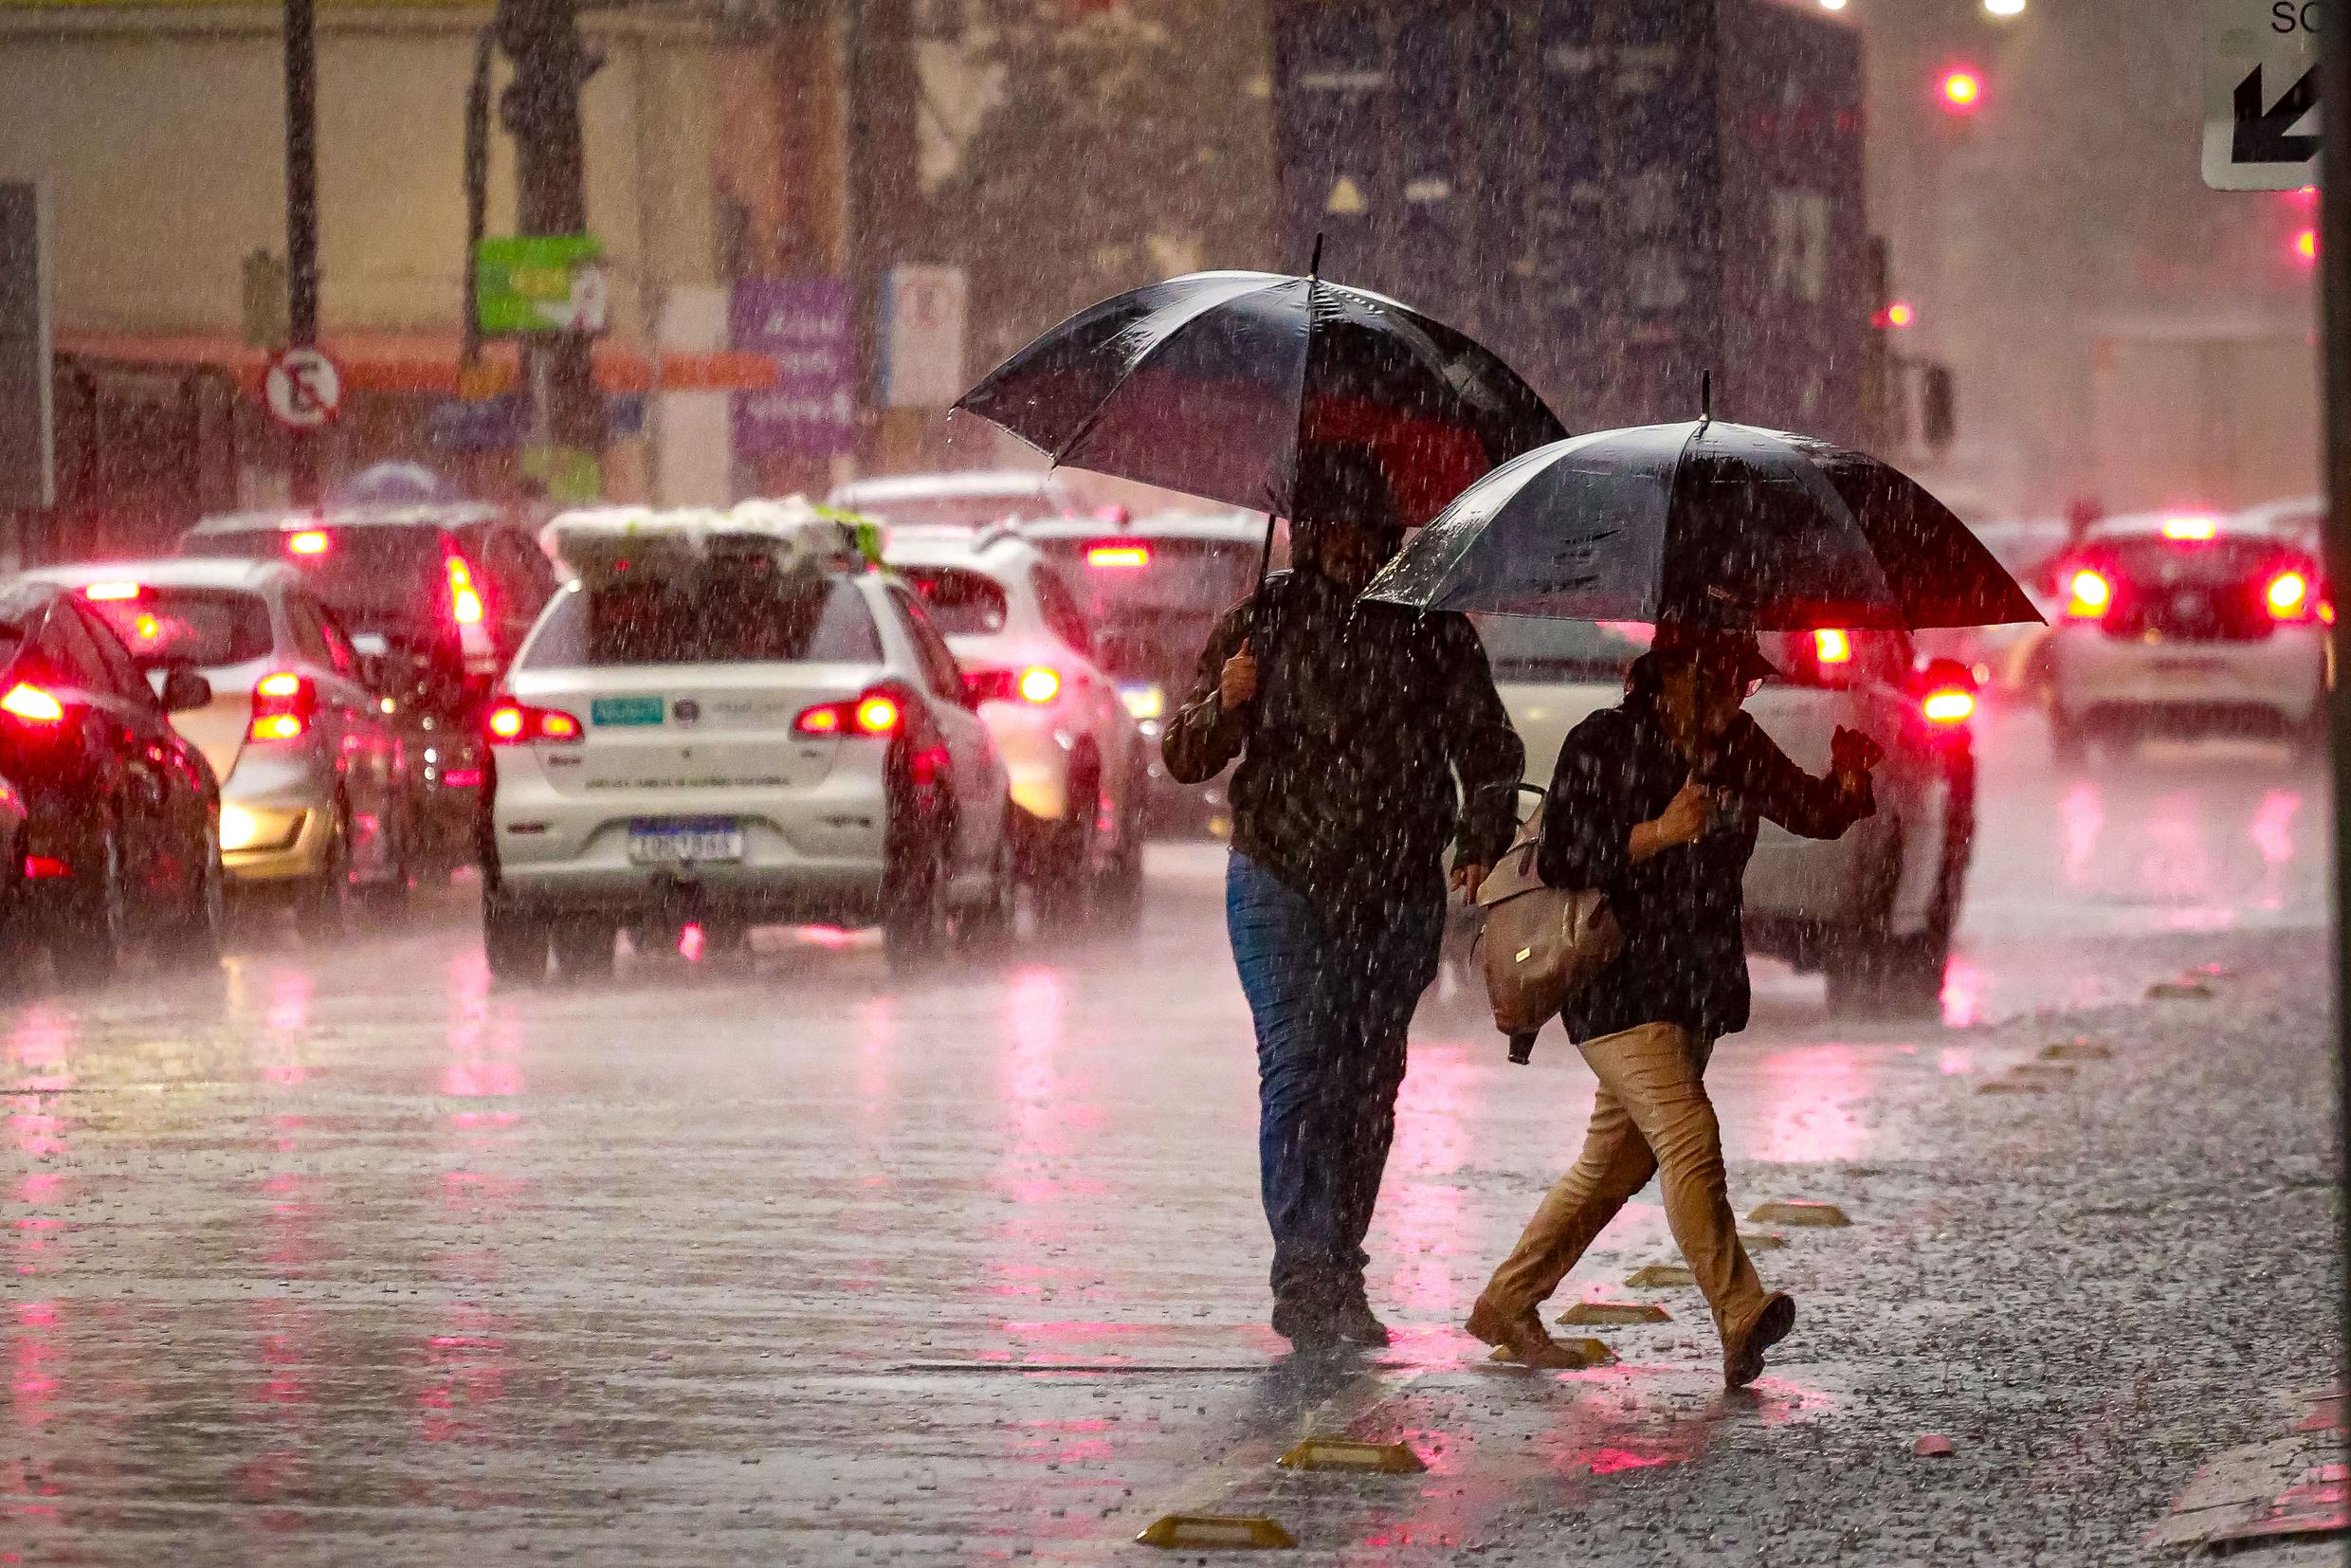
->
xmin=1163 ymin=447 xmax=1523 ymax=1350
xmin=1465 ymin=625 xmax=1881 ymax=1387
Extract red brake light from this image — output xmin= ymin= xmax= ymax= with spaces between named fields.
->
xmin=1813 ymin=629 xmax=1852 ymax=665
xmin=795 ymin=688 xmax=906 ymax=738
xmin=855 ymin=695 xmax=902 ymax=736
xmin=1086 ymin=543 xmax=1152 ymax=570
xmin=484 ymin=699 xmax=583 ymax=745
xmin=1 ymin=684 xmax=64 ymax=724
xmin=23 ymin=854 xmax=69 ymax=880
xmin=2267 ymin=571 xmax=2311 ymax=619
xmin=246 ymin=671 xmax=316 ymax=742
xmin=288 ymin=529 xmax=331 ymax=556
xmin=445 ymin=549 xmax=484 ymax=626
xmin=2066 ymin=569 xmax=2112 ymax=618
xmin=1922 ymin=688 xmax=1976 ymax=725
xmin=1017 ymin=666 xmax=1062 ymax=703
xmin=2160 ymin=514 xmax=2217 ymax=541
xmin=82 ymin=581 xmax=141 ymax=602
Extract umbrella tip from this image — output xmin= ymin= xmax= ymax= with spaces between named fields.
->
xmin=1701 ymin=369 xmax=1713 ymax=424
xmin=1309 ymin=231 xmax=1324 ymax=281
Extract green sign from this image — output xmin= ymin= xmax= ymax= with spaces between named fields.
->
xmin=474 ymin=234 xmax=608 ymax=336
xmin=591 ymin=696 xmax=665 ymax=728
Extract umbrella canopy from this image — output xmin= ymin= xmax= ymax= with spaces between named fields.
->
xmin=953 ymin=269 xmax=1564 ymax=530
xmin=1363 ymin=419 xmax=2043 ymax=631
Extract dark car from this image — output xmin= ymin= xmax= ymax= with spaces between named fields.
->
xmin=179 ymin=502 xmax=560 ymax=875
xmin=1019 ymin=510 xmax=1280 ymax=832
xmin=0 ymin=580 xmax=223 ymax=984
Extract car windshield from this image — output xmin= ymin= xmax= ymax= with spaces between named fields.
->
xmin=894 ymin=566 xmax=1010 ymax=635
xmin=83 ymin=588 xmax=274 ymax=668
xmin=522 ymin=572 xmax=882 ymax=668
xmin=1472 ymin=615 xmax=1653 ymax=684
xmin=186 ymin=526 xmax=449 ymax=639
xmin=1032 ymin=537 xmax=1264 ymax=686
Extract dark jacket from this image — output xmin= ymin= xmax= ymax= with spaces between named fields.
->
xmin=1163 ymin=567 xmax=1523 ymax=933
xmin=1540 ymin=694 xmax=1873 ymax=1042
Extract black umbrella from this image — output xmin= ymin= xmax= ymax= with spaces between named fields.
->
xmin=953 ymin=264 xmax=1565 ymax=537
xmin=1362 ymin=417 xmax=2043 ymax=631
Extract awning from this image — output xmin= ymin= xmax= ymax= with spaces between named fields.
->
xmin=56 ymin=331 xmax=779 ymax=398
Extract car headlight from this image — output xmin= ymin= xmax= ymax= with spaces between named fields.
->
xmin=219 ymin=804 xmax=306 ymax=853
xmin=1121 ymin=684 xmax=1165 ymax=720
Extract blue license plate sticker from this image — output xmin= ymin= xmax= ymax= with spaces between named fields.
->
xmin=592 ymin=696 xmax=665 ymax=727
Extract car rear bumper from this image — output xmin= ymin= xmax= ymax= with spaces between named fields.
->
xmin=218 ymin=749 xmax=336 ymax=884
xmin=2050 ymin=625 xmax=2327 ymax=722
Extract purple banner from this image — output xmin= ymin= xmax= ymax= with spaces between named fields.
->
xmin=730 ymin=278 xmax=855 ymax=457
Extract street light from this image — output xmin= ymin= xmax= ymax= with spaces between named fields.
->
xmin=1939 ymin=67 xmax=1986 ymax=114
xmin=1818 ymin=0 xmax=1848 ymax=10
xmin=1985 ymin=0 xmax=2026 ymax=16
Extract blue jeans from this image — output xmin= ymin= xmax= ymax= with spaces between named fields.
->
xmin=1225 ymin=853 xmax=1444 ymax=1304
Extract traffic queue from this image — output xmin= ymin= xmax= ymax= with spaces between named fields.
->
xmin=0 ymin=484 xmax=1245 ymax=992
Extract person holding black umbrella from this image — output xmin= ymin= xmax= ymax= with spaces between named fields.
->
xmin=1463 ymin=625 xmax=1882 ymax=1384
xmin=1162 ymin=445 xmax=1523 ymax=1351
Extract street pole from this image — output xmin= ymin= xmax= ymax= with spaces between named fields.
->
xmin=283 ymin=0 xmax=320 ymax=507
xmin=494 ymin=0 xmax=604 ymax=482
xmin=2317 ymin=0 xmax=2351 ymax=1436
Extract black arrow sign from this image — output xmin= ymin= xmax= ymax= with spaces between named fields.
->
xmin=2233 ymin=62 xmax=2321 ymax=164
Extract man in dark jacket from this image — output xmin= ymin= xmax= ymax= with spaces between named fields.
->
xmin=1164 ymin=450 xmax=1523 ymax=1349
xmin=1466 ymin=625 xmax=1880 ymax=1387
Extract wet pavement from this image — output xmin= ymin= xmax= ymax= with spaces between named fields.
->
xmin=4 ymin=711 xmax=2342 ymax=1564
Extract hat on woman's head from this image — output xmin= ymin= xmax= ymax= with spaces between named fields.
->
xmin=1651 ymin=623 xmax=1778 ymax=685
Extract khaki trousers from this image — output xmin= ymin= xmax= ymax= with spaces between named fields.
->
xmin=1477 ymin=1021 xmax=1768 ymax=1348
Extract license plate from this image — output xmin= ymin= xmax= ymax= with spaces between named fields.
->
xmin=627 ymin=817 xmax=742 ymax=865
xmin=2152 ymin=658 xmax=2223 ymax=676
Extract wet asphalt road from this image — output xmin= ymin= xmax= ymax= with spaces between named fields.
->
xmin=4 ymin=710 xmax=2341 ymax=1564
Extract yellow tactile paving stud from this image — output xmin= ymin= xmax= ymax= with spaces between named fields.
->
xmin=1625 ymin=1263 xmax=1696 ymax=1288
xmin=1740 ymin=1231 xmax=1788 ymax=1251
xmin=1559 ymin=1301 xmax=1671 ymax=1326
xmin=1486 ymin=1336 xmax=1616 ymax=1369
xmin=2042 ymin=1036 xmax=2115 ymax=1062
xmin=2147 ymin=977 xmax=2214 ymax=1000
xmin=1749 ymin=1200 xmax=1850 ymax=1227
xmin=2008 ymin=1062 xmax=2079 ymax=1083
xmin=1275 ymin=1437 xmax=1427 ymax=1474
xmin=1136 ymin=1514 xmax=1296 ymax=1550
xmin=1977 ymin=1074 xmax=2050 ymax=1094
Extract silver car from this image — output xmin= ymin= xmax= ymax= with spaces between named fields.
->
xmin=20 ymin=557 xmax=412 ymax=932
xmin=484 ymin=507 xmax=1015 ymax=979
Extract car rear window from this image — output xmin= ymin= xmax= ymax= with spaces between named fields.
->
xmin=185 ymin=526 xmax=448 ymax=639
xmin=1472 ymin=616 xmax=1652 ymax=684
xmin=1032 ymin=537 xmax=1266 ymax=686
xmin=843 ymin=492 xmax=1066 ymax=529
xmin=895 ymin=566 xmax=1009 ymax=635
xmin=2097 ymin=536 xmax=2297 ymax=587
xmin=84 ymin=588 xmax=273 ymax=668
xmin=522 ymin=573 xmax=882 ymax=668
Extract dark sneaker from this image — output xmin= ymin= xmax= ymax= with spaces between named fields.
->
xmin=1330 ymin=1287 xmax=1392 ymax=1347
xmin=1271 ymin=1292 xmax=1340 ymax=1350
xmin=1724 ymin=1292 xmax=1795 ymax=1390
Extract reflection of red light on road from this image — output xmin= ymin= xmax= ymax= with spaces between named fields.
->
xmin=1755 ymin=1045 xmax=1870 ymax=1163
xmin=1589 ymin=1446 xmax=1677 ymax=1474
xmin=1939 ymin=957 xmax=1984 ymax=1029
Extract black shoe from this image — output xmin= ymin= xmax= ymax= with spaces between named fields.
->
xmin=1724 ymin=1292 xmax=1795 ymax=1390
xmin=1329 ymin=1286 xmax=1392 ymax=1347
xmin=1271 ymin=1293 xmax=1340 ymax=1349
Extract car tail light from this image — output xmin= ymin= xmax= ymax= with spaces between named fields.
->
xmin=246 ymin=670 xmax=318 ymax=742
xmin=1 ymin=683 xmax=64 ymax=724
xmin=2065 ymin=569 xmax=2112 ymax=618
xmin=1813 ymin=629 xmax=1851 ymax=665
xmin=445 ymin=549 xmax=484 ymax=627
xmin=22 ymin=854 xmax=69 ymax=880
xmin=1016 ymin=666 xmax=1062 ymax=703
xmin=82 ymin=581 xmax=141 ymax=602
xmin=287 ymin=529 xmax=331 ymax=556
xmin=1922 ymin=687 xmax=1976 ymax=725
xmin=2266 ymin=570 xmax=2312 ymax=619
xmin=794 ymin=688 xmax=904 ymax=738
xmin=964 ymin=665 xmax=1063 ymax=705
xmin=1086 ymin=542 xmax=1152 ymax=569
xmin=485 ymin=700 xmax=583 ymax=745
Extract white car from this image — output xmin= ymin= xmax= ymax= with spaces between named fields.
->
xmin=483 ymin=504 xmax=1015 ymax=978
xmin=1471 ymin=617 xmax=1981 ymax=1014
xmin=827 ymin=470 xmax=1083 ymax=531
xmin=2044 ymin=509 xmax=2329 ymax=761
xmin=884 ymin=527 xmax=1146 ymax=920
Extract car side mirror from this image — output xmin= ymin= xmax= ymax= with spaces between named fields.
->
xmin=160 ymin=666 xmax=213 ymax=714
